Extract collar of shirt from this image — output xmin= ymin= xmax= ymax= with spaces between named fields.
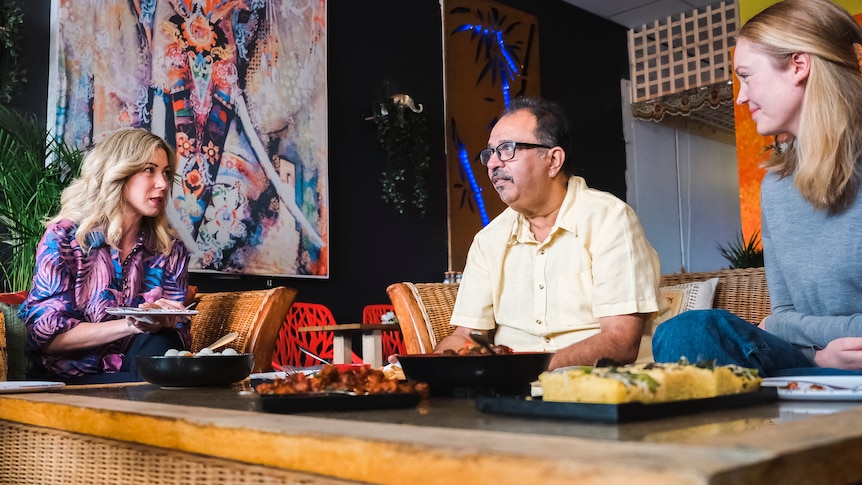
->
xmin=506 ymin=176 xmax=583 ymax=245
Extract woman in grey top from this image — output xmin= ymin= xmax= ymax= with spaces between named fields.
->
xmin=653 ymin=0 xmax=862 ymax=376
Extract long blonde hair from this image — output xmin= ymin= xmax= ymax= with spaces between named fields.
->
xmin=740 ymin=0 xmax=862 ymax=213
xmin=52 ymin=129 xmax=178 ymax=254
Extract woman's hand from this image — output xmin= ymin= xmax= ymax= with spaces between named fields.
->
xmin=814 ymin=337 xmax=862 ymax=370
xmin=130 ymin=299 xmax=187 ymax=333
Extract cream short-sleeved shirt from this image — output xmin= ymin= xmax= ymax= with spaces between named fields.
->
xmin=450 ymin=176 xmax=660 ymax=352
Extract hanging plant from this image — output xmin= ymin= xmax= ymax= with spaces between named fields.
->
xmin=370 ymin=95 xmax=431 ymax=217
xmin=0 ymin=0 xmax=26 ymax=106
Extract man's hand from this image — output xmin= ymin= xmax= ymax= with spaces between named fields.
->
xmin=814 ymin=337 xmax=862 ymax=370
xmin=433 ymin=326 xmax=484 ymax=354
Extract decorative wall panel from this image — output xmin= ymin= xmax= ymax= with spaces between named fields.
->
xmin=49 ymin=0 xmax=329 ymax=278
xmin=442 ymin=0 xmax=540 ymax=271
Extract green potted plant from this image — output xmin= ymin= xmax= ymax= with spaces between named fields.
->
xmin=0 ymin=106 xmax=83 ymax=292
xmin=716 ymin=230 xmax=764 ymax=269
xmin=0 ymin=106 xmax=82 ymax=380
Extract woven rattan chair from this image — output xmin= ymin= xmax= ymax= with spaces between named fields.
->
xmin=189 ymin=286 xmax=296 ymax=373
xmin=659 ymin=267 xmax=770 ymax=324
xmin=386 ymin=283 xmax=460 ymax=354
xmin=0 ymin=291 xmax=27 ymax=381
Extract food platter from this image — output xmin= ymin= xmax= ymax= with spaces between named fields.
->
xmin=763 ymin=376 xmax=862 ymax=401
xmin=259 ymin=392 xmax=422 ymax=413
xmin=475 ymin=388 xmax=778 ymax=423
xmin=106 ymin=307 xmax=198 ymax=317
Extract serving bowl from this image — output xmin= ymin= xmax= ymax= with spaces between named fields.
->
xmin=136 ymin=353 xmax=254 ymax=387
xmin=398 ymin=352 xmax=552 ymax=396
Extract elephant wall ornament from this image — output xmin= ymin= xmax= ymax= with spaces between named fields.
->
xmin=390 ymin=94 xmax=424 ymax=113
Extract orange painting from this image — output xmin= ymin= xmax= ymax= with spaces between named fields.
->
xmin=732 ymin=51 xmax=771 ymax=244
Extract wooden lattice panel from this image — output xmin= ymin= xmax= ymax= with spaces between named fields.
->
xmin=629 ymin=1 xmax=738 ymax=103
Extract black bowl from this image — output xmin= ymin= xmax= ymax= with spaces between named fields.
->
xmin=136 ymin=354 xmax=254 ymax=387
xmin=398 ymin=352 xmax=552 ymax=396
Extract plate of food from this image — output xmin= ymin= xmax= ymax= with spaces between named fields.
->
xmin=106 ymin=307 xmax=199 ymax=317
xmin=763 ymin=376 xmax=862 ymax=401
xmin=397 ymin=344 xmax=552 ymax=396
xmin=136 ymin=352 xmax=254 ymax=387
xmin=255 ymin=364 xmax=428 ymax=413
xmin=476 ymin=360 xmax=773 ymax=423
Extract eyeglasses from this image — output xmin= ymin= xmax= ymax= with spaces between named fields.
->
xmin=479 ymin=141 xmax=553 ymax=166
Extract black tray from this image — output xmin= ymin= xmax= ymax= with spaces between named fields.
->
xmin=475 ymin=388 xmax=778 ymax=423
xmin=259 ymin=392 xmax=422 ymax=413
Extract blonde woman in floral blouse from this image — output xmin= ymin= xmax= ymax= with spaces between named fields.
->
xmin=19 ymin=129 xmax=191 ymax=383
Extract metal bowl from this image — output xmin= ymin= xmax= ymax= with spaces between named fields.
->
xmin=136 ymin=354 xmax=254 ymax=387
xmin=398 ymin=352 xmax=552 ymax=396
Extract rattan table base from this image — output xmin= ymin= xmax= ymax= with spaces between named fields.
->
xmin=0 ymin=420 xmax=358 ymax=485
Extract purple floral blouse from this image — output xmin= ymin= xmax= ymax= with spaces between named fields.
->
xmin=19 ymin=220 xmax=191 ymax=378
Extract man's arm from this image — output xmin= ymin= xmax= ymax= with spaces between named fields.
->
xmin=547 ymin=314 xmax=646 ymax=370
xmin=433 ymin=326 xmax=487 ymax=354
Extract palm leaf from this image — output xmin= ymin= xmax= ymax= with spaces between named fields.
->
xmin=0 ymin=105 xmax=83 ymax=291
xmin=717 ymin=230 xmax=764 ymax=269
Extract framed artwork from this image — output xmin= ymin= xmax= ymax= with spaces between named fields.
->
xmin=441 ymin=0 xmax=540 ymax=271
xmin=48 ymin=0 xmax=329 ymax=278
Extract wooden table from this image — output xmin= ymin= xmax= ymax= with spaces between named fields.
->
xmin=3 ymin=383 xmax=862 ymax=484
xmin=298 ymin=323 xmax=400 ymax=366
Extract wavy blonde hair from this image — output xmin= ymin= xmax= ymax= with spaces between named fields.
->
xmin=52 ymin=128 xmax=178 ymax=254
xmin=740 ymin=0 xmax=862 ymax=213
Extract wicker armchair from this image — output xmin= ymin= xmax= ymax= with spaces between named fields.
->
xmin=659 ymin=267 xmax=770 ymax=324
xmin=386 ymin=283 xmax=459 ymax=354
xmin=189 ymin=286 xmax=296 ymax=373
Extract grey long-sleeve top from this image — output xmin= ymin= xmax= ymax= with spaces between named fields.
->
xmin=760 ymin=171 xmax=862 ymax=363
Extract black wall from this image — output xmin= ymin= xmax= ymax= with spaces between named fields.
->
xmin=9 ymin=0 xmax=627 ymax=322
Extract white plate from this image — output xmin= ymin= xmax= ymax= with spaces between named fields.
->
xmin=106 ymin=307 xmax=198 ymax=317
xmin=763 ymin=376 xmax=862 ymax=401
xmin=0 ymin=381 xmax=66 ymax=394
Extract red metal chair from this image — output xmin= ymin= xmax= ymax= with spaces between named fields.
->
xmin=362 ymin=303 xmax=407 ymax=359
xmin=272 ymin=302 xmax=361 ymax=368
xmin=272 ymin=302 xmax=336 ymax=368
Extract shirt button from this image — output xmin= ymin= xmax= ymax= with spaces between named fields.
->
xmin=545 ymin=338 xmax=551 ymax=343
xmin=536 ymin=319 xmax=542 ymax=325
xmin=539 ymin=250 xmax=545 ymax=255
xmin=538 ymin=284 xmax=544 ymax=290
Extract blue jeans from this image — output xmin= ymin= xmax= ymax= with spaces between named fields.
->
xmin=652 ymin=309 xmax=862 ymax=377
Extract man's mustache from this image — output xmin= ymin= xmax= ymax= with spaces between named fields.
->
xmin=491 ymin=168 xmax=513 ymax=182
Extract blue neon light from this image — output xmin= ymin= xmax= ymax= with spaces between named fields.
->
xmin=453 ymin=16 xmax=527 ymax=226
xmin=457 ymin=142 xmax=490 ymax=226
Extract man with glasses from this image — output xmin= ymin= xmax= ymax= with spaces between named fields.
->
xmin=434 ymin=97 xmax=660 ymax=370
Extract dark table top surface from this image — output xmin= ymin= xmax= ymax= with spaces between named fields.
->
xmin=58 ymin=380 xmax=862 ymax=444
